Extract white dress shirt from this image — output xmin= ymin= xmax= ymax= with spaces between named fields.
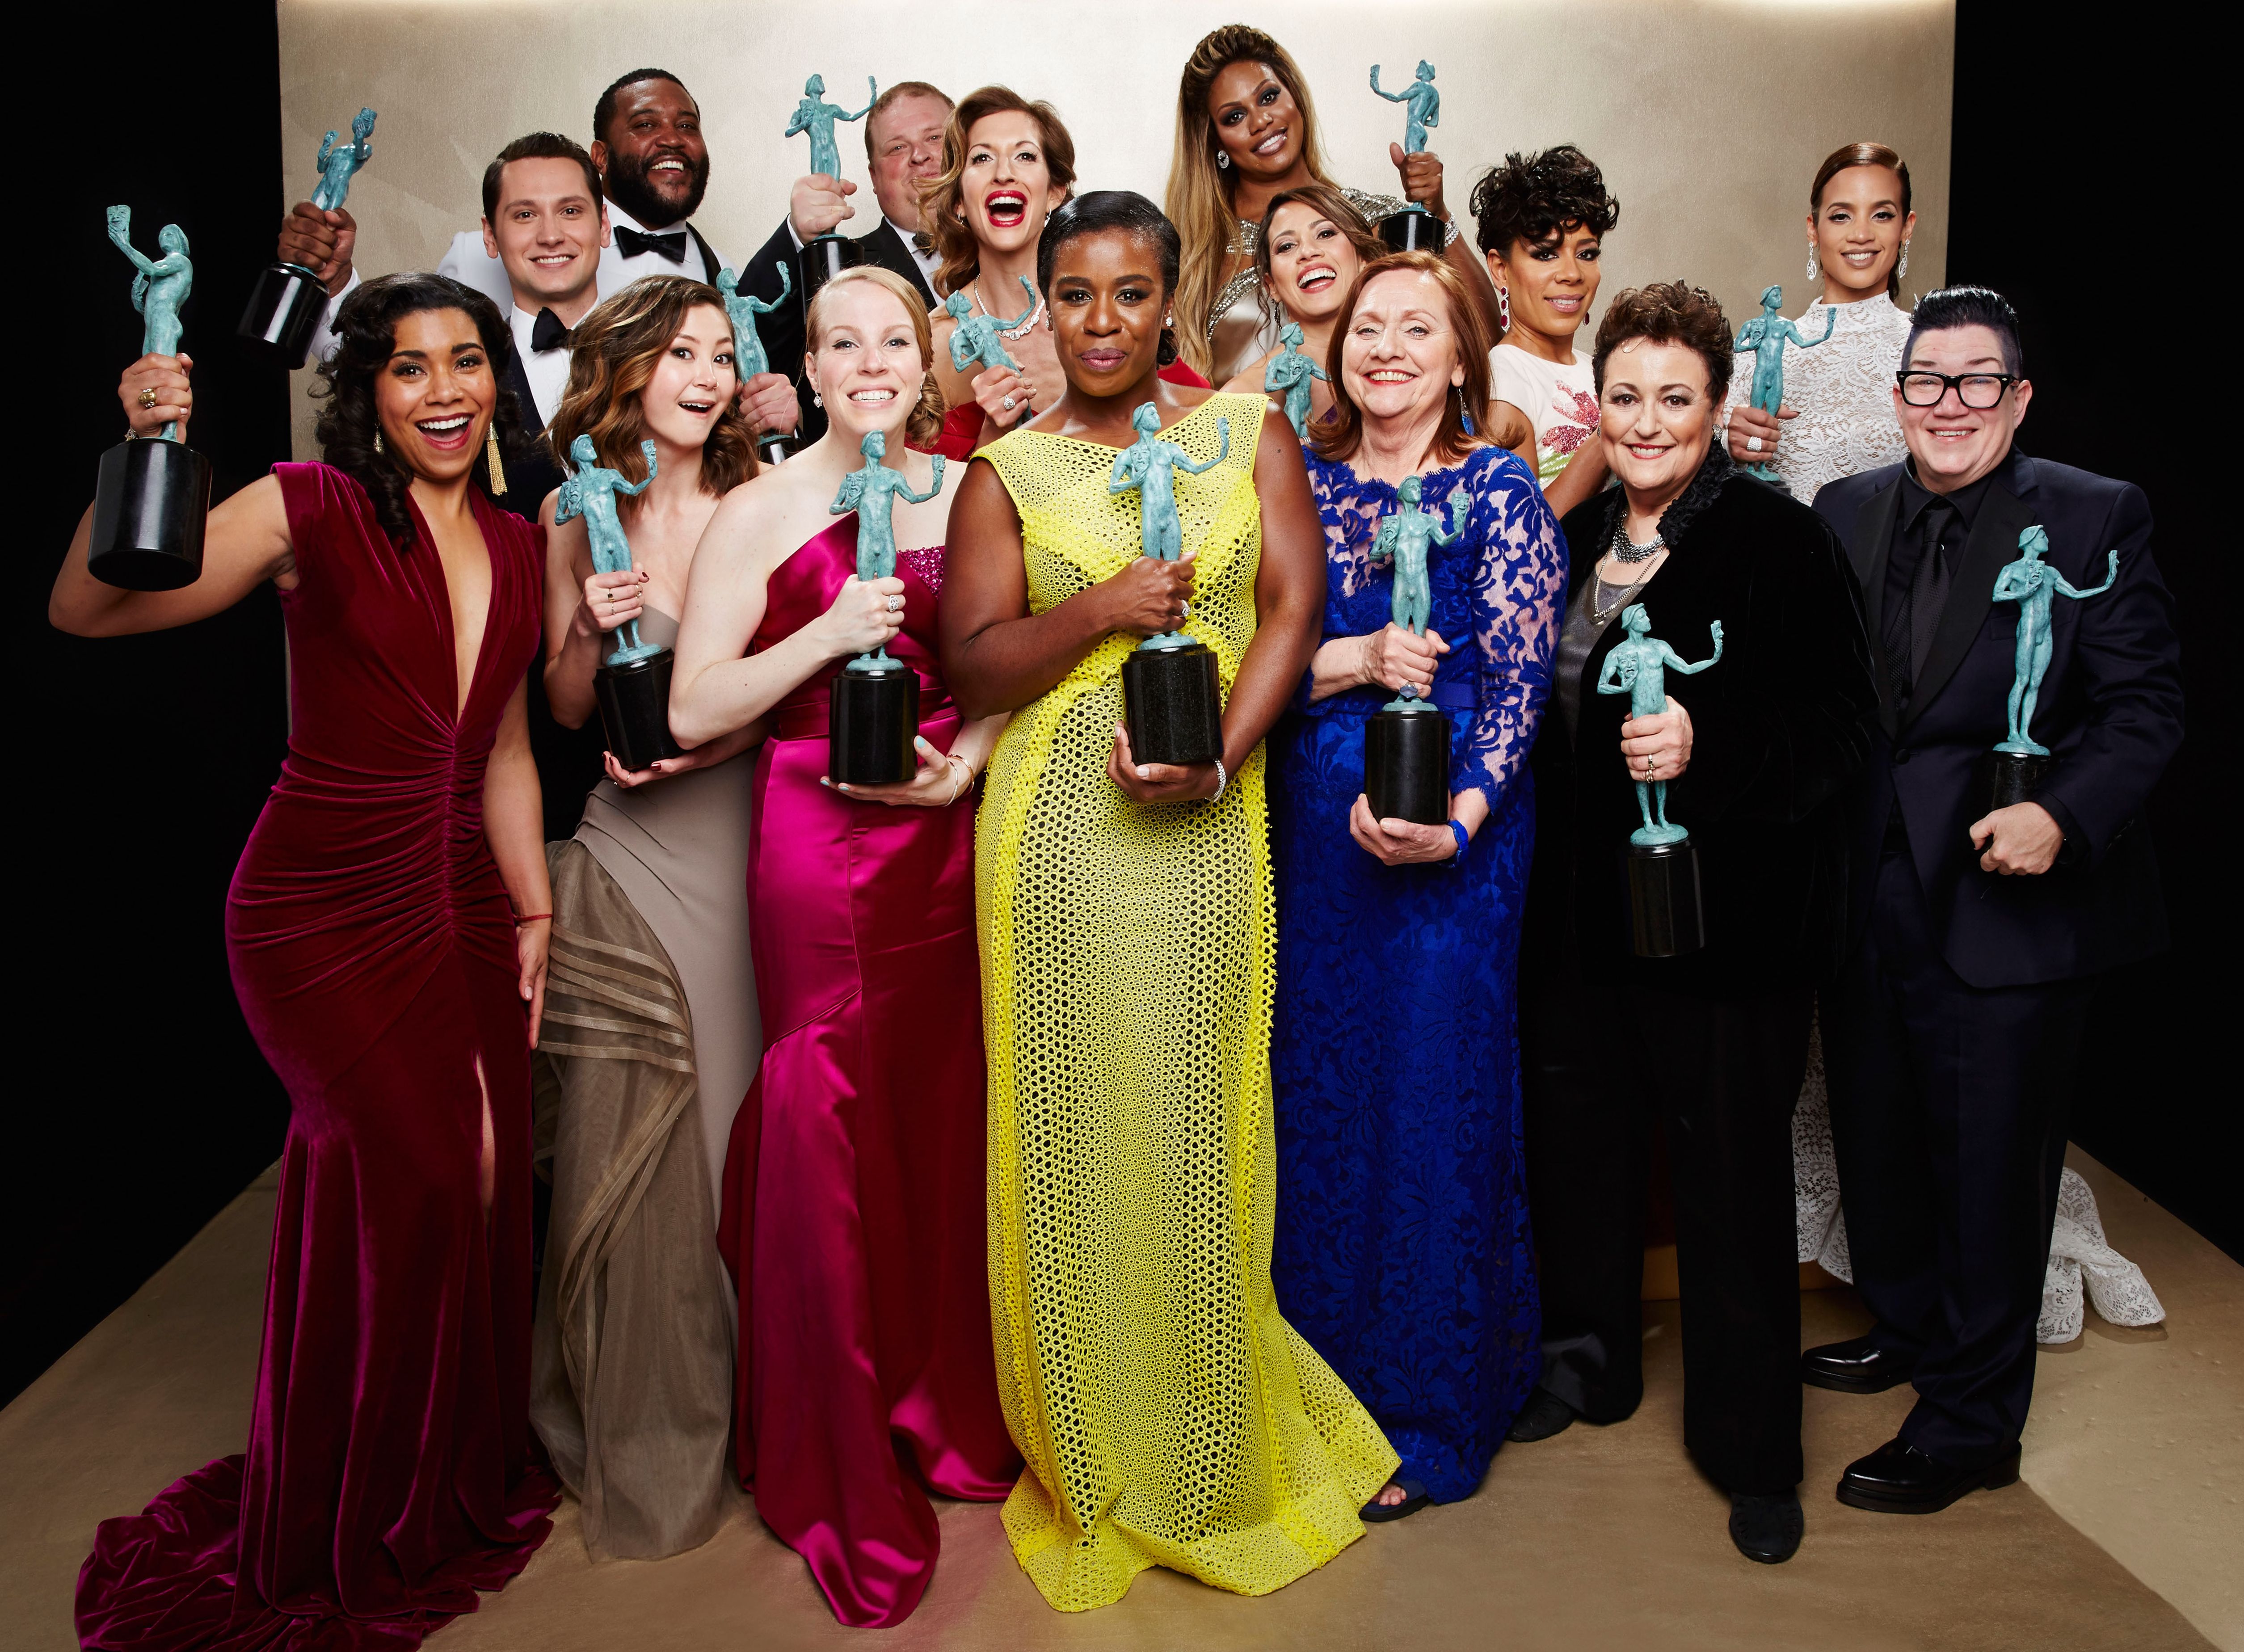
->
xmin=510 ymin=305 xmax=575 ymax=427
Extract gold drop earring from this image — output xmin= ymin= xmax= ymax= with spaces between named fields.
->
xmin=485 ymin=421 xmax=508 ymax=494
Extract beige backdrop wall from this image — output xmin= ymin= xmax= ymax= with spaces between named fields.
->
xmin=278 ymin=0 xmax=1953 ymax=457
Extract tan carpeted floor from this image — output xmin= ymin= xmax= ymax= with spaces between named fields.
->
xmin=5 ymin=1150 xmax=2237 ymax=1652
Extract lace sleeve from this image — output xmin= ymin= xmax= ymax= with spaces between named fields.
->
xmin=1454 ymin=449 xmax=1568 ymax=808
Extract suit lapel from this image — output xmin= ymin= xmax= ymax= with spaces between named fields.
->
xmin=1903 ymin=476 xmax=2035 ymax=731
xmin=686 ymin=223 xmax=724 ymax=287
xmin=499 ymin=342 xmax=544 ymax=438
xmin=1852 ymin=480 xmax=1901 ymax=737
xmin=864 ymin=221 xmax=937 ymax=308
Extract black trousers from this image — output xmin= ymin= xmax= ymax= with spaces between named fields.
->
xmin=1522 ymin=969 xmax=1812 ymax=1495
xmin=1822 ymin=842 xmax=2090 ymax=1467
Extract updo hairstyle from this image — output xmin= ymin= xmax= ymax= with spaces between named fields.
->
xmin=1035 ymin=190 xmax=1183 ymax=366
xmin=1591 ymin=281 xmax=1734 ymax=404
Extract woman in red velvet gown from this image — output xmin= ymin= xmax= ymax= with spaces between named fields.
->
xmin=54 ymin=274 xmax=559 ymax=1650
xmin=671 ymin=266 xmax=1019 ymax=1628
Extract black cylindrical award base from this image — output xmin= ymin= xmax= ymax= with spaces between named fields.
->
xmin=797 ymin=234 xmax=863 ymax=314
xmin=90 ymin=438 xmax=211 ymax=591
xmin=1625 ymin=837 xmax=1706 ymax=959
xmin=1987 ymin=749 xmax=2053 ymax=810
xmin=1122 ymin=639 xmax=1223 ymax=769
xmin=595 ymin=649 xmax=684 ymax=774
xmin=1363 ymin=702 xmax=1449 ymax=824
xmin=1378 ymin=208 xmax=1441 ymax=253
xmin=829 ymin=663 xmax=920 ymax=785
xmin=238 ymin=261 xmax=331 ymax=369
xmin=758 ymin=433 xmax=794 ymax=469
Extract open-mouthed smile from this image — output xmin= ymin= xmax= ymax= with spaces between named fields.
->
xmin=677 ymin=398 xmax=715 ymax=417
xmin=1251 ymin=126 xmax=1289 ymax=159
xmin=650 ymin=157 xmax=689 ymax=178
xmin=1364 ymin=368 xmax=1415 ymax=385
xmin=1294 ymin=264 xmax=1336 ymax=296
xmin=415 ymin=414 xmax=476 ymax=451
xmin=847 ymin=387 xmax=898 ymax=405
xmin=982 ymin=189 xmax=1028 ymax=229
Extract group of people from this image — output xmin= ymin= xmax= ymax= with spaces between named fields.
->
xmin=55 ymin=24 xmax=2183 ymax=1651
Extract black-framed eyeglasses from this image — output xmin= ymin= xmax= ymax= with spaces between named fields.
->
xmin=1896 ymin=370 xmax=2017 ymax=409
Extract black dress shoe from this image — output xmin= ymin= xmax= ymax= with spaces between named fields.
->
xmin=1836 ymin=1436 xmax=2021 ymax=1513
xmin=1802 ymin=1335 xmax=1917 ymax=1394
xmin=1729 ymin=1492 xmax=1803 ymax=1563
xmin=1505 ymin=1387 xmax=1577 ymax=1442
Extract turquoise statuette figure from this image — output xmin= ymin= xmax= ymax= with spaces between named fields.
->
xmin=1108 ymin=401 xmax=1230 ymax=650
xmin=943 ymin=278 xmax=1039 ymax=377
xmin=557 ymin=435 xmax=660 ymax=665
xmin=1373 ymin=475 xmax=1464 ymax=703
xmin=786 ymin=74 xmax=876 ymax=180
xmin=831 ymin=430 xmax=944 ymax=668
xmin=1992 ymin=526 xmax=2118 ymax=757
xmin=1370 ymin=60 xmax=1439 ymax=216
xmin=1263 ymin=322 xmax=1328 ymax=441
xmin=1597 ymin=603 xmax=1724 ymax=845
xmin=1732 ymin=285 xmax=1835 ymax=483
xmin=312 ymin=108 xmax=378 ymax=212
xmin=716 ymin=262 xmax=791 ymax=379
xmin=108 ymin=206 xmax=193 ymax=440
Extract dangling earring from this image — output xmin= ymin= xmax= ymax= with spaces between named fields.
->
xmin=1897 ymin=240 xmax=1910 ymax=280
xmin=1495 ymin=286 xmax=1510 ymax=333
xmin=1215 ymin=149 xmax=1229 ymax=171
xmin=484 ymin=421 xmax=508 ymax=495
xmin=1806 ymin=244 xmax=1820 ymax=281
xmin=374 ymin=429 xmax=384 ymax=455
xmin=813 ymin=392 xmax=823 ymax=408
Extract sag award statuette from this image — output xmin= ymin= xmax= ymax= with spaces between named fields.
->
xmin=1988 ymin=525 xmax=2118 ymax=808
xmin=786 ymin=75 xmax=876 ymax=308
xmin=1731 ymin=285 xmax=1834 ymax=485
xmin=944 ymin=277 xmax=1039 ymax=378
xmin=1369 ymin=60 xmax=1443 ymax=252
xmin=560 ymin=436 xmax=681 ymax=773
xmin=93 ymin=206 xmax=211 ymax=590
xmin=1263 ymin=322 xmax=1328 ymax=442
xmin=829 ymin=432 xmax=944 ymax=784
xmin=1597 ymin=604 xmax=1722 ymax=957
xmin=1363 ymin=476 xmax=1463 ymax=824
xmin=717 ymin=262 xmax=795 ymax=466
xmin=240 ymin=107 xmax=376 ymax=368
xmin=1111 ymin=403 xmax=1229 ymax=768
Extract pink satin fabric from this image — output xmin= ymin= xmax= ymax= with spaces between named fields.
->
xmin=76 ymin=466 xmax=557 ymax=1649
xmin=717 ymin=517 xmax=1019 ymax=1629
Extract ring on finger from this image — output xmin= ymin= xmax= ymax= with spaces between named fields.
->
xmin=885 ymin=595 xmax=903 ymax=611
xmin=1001 ymin=394 xmax=1017 ymax=412
xmin=137 ymin=387 xmax=160 ymax=409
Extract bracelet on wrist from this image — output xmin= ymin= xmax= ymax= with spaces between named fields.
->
xmin=1447 ymin=820 xmax=1469 ymax=860
xmin=514 ymin=912 xmax=552 ymax=926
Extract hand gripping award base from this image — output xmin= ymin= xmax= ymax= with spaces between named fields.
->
xmin=93 ymin=206 xmax=211 ymax=590
xmin=786 ymin=75 xmax=875 ymax=313
xmin=829 ymin=432 xmax=943 ymax=784
xmin=560 ymin=435 xmax=682 ymax=773
xmin=1987 ymin=525 xmax=2118 ymax=810
xmin=1596 ymin=603 xmax=1723 ymax=957
xmin=240 ymin=107 xmax=376 ymax=368
xmin=1111 ymin=403 xmax=1229 ymax=769
xmin=1362 ymin=476 xmax=1461 ymax=825
xmin=1370 ymin=60 xmax=1443 ymax=253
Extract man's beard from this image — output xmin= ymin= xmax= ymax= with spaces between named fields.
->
xmin=605 ymin=148 xmax=710 ymax=228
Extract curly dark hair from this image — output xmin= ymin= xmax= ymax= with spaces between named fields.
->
xmin=312 ymin=273 xmax=533 ymax=548
xmin=1469 ymin=144 xmax=1620 ymax=257
xmin=1592 ymin=281 xmax=1734 ymax=404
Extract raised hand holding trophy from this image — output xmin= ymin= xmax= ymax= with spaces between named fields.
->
xmin=1263 ymin=322 xmax=1329 ymax=442
xmin=1363 ymin=476 xmax=1463 ymax=825
xmin=1987 ymin=525 xmax=2118 ymax=808
xmin=1111 ymin=403 xmax=1229 ymax=769
xmin=1597 ymin=604 xmax=1723 ymax=957
xmin=1731 ymin=285 xmax=1834 ymax=485
xmin=716 ymin=263 xmax=796 ymax=467
xmin=1369 ymin=59 xmax=1443 ymax=252
xmin=943 ymin=277 xmax=1040 ymax=376
xmin=240 ymin=106 xmax=376 ymax=368
xmin=786 ymin=75 xmax=876 ymax=308
xmin=559 ymin=436 xmax=682 ymax=773
xmin=93 ymin=206 xmax=211 ymax=590
xmin=829 ymin=431 xmax=943 ymax=784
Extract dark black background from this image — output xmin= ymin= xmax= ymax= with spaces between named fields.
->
xmin=5 ymin=3 xmax=2227 ymax=1407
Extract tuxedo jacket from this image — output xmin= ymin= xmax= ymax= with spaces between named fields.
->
xmin=1814 ymin=451 xmax=2182 ymax=988
xmin=495 ymin=341 xmax=565 ymax=518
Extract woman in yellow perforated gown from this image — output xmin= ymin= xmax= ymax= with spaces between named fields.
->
xmin=942 ymin=193 xmax=1399 ymax=1614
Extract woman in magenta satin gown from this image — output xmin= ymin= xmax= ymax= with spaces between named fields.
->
xmin=672 ymin=266 xmax=1019 ymax=1628
xmin=54 ymin=275 xmax=559 ymax=1650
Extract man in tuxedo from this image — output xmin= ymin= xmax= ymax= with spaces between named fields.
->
xmin=1809 ymin=287 xmax=2182 ymax=1514
xmin=732 ymin=80 xmax=951 ymax=443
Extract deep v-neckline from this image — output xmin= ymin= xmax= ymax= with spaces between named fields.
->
xmin=406 ymin=489 xmax=498 ymax=725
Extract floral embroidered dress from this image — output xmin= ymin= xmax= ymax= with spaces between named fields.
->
xmin=1269 ymin=445 xmax=1568 ymax=1501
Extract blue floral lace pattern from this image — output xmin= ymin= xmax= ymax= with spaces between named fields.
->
xmin=1269 ymin=445 xmax=1566 ymax=1501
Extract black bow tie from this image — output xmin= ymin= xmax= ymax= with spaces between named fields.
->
xmin=615 ymin=224 xmax=688 ymax=263
xmin=529 ymin=308 xmax=572 ymax=354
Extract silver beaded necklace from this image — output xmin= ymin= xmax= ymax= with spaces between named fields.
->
xmin=1610 ymin=522 xmax=1665 ymax=563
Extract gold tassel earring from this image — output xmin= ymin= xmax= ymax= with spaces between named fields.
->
xmin=485 ymin=421 xmax=508 ymax=494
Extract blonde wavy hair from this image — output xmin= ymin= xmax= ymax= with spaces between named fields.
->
xmin=1165 ymin=25 xmax=1339 ymax=377
xmin=804 ymin=266 xmax=945 ymax=449
xmin=917 ymin=85 xmax=1077 ymax=300
xmin=546 ymin=274 xmax=757 ymax=493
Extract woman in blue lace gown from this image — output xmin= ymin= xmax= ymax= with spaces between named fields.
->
xmin=1270 ymin=252 xmax=1566 ymax=1514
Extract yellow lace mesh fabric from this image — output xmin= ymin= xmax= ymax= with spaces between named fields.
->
xmin=974 ymin=394 xmax=1398 ymax=1613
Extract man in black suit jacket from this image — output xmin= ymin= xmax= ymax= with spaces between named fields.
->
xmin=1809 ymin=288 xmax=2183 ymax=1515
xmin=732 ymin=82 xmax=951 ymax=445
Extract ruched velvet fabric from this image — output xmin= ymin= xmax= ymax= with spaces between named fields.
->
xmin=717 ymin=518 xmax=1018 ymax=1630
xmin=76 ymin=464 xmax=558 ymax=1650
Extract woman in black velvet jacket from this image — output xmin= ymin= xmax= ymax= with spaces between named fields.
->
xmin=1506 ymin=282 xmax=1876 ymax=1566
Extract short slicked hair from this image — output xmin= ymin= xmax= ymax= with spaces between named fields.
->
xmin=865 ymin=80 xmax=952 ymax=164
xmin=482 ymin=131 xmax=603 ymax=225
xmin=593 ymin=68 xmax=694 ymax=145
xmin=1904 ymin=285 xmax=2024 ymax=378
